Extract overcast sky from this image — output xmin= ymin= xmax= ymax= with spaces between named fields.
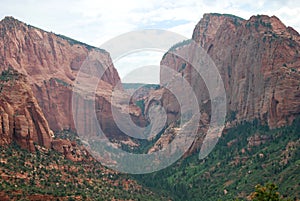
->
xmin=1 ymin=0 xmax=299 ymax=83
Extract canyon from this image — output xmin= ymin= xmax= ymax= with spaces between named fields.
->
xmin=0 ymin=13 xmax=299 ymax=161
xmin=0 ymin=13 xmax=299 ymax=200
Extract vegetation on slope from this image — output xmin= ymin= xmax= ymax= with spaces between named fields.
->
xmin=0 ymin=143 xmax=164 ymax=200
xmin=0 ymin=67 xmax=19 ymax=82
xmin=133 ymin=118 xmax=300 ymax=200
xmin=249 ymin=183 xmax=293 ymax=201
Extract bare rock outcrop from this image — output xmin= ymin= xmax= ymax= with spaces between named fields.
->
xmin=51 ymin=138 xmax=92 ymax=162
xmin=0 ymin=70 xmax=53 ymax=151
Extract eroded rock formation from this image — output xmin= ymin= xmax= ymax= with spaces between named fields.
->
xmin=0 ymin=70 xmax=53 ymax=151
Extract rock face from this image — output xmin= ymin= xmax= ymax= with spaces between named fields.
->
xmin=0 ymin=17 xmax=120 ymax=86
xmin=0 ymin=16 xmax=145 ymax=156
xmin=0 ymin=15 xmax=153 ymax=162
xmin=0 ymin=16 xmax=121 ymax=131
xmin=161 ymin=13 xmax=300 ymax=129
xmin=146 ymin=13 xmax=300 ymax=155
xmin=0 ymin=70 xmax=53 ymax=151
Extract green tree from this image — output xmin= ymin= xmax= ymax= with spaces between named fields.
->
xmin=250 ymin=183 xmax=292 ymax=201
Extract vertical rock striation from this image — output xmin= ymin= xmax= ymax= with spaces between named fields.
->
xmin=0 ymin=70 xmax=53 ymax=151
xmin=161 ymin=13 xmax=300 ymax=129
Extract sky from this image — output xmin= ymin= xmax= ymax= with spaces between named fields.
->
xmin=1 ymin=0 xmax=299 ymax=83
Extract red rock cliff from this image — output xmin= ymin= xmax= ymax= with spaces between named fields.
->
xmin=0 ymin=16 xmax=146 ymax=154
xmin=0 ymin=16 xmax=121 ymax=131
xmin=161 ymin=13 xmax=300 ymax=129
xmin=0 ymin=69 xmax=53 ymax=151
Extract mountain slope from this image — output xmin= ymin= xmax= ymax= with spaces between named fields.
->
xmin=0 ymin=17 xmax=160 ymax=200
xmin=0 ymin=143 xmax=164 ymax=200
xmin=134 ymin=118 xmax=300 ymax=200
xmin=134 ymin=13 xmax=300 ymax=200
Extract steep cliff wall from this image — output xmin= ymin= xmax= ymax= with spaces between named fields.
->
xmin=0 ymin=70 xmax=53 ymax=151
xmin=0 ymin=16 xmax=121 ymax=131
xmin=161 ymin=13 xmax=300 ymax=129
xmin=146 ymin=14 xmax=300 ymax=154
